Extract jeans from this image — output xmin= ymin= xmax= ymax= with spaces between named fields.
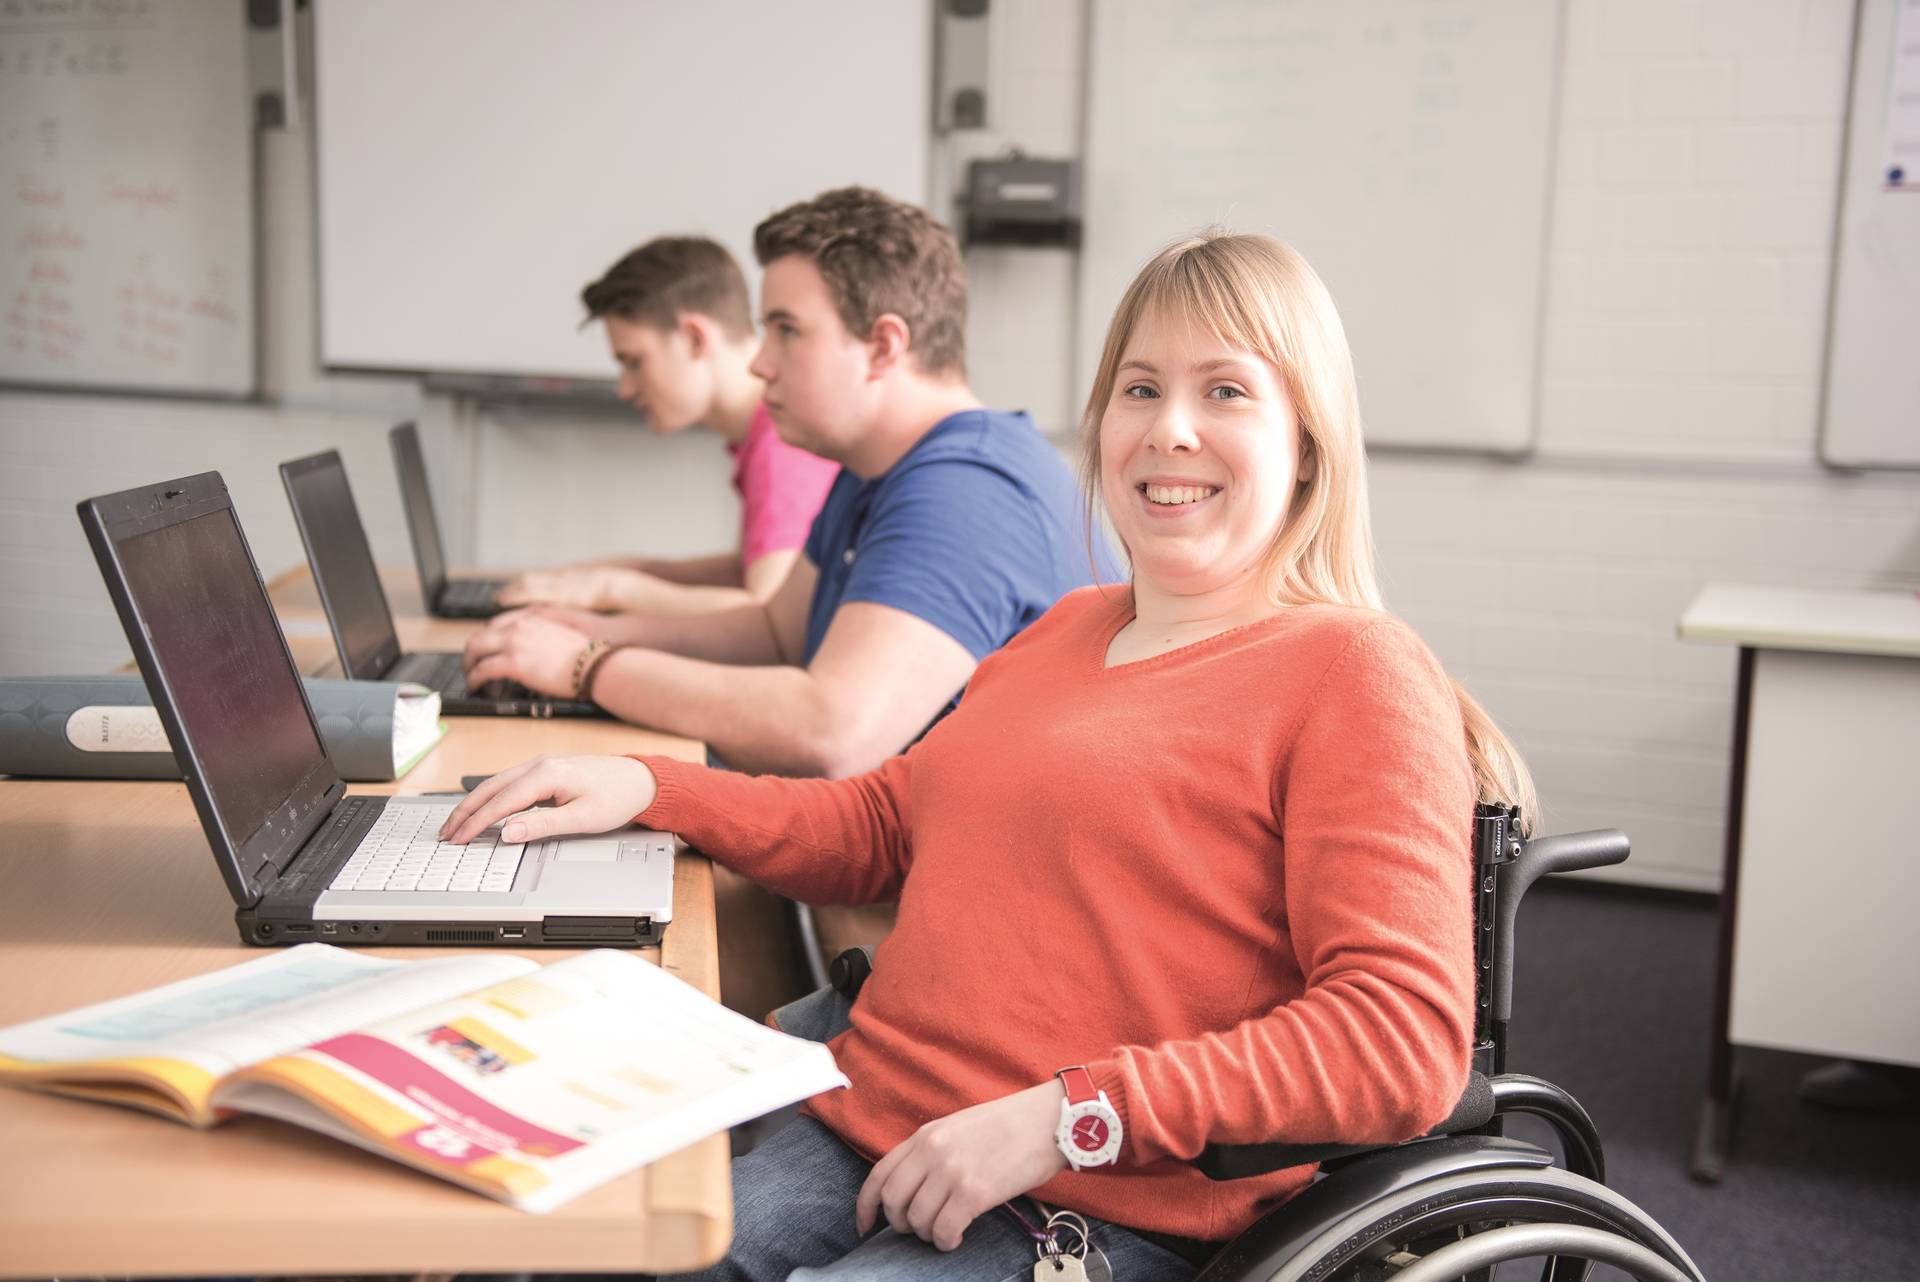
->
xmin=659 ymin=1116 xmax=1194 ymax=1282
xmin=655 ymin=985 xmax=1197 ymax=1282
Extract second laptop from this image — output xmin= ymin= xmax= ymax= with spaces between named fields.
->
xmin=281 ymin=449 xmax=600 ymax=718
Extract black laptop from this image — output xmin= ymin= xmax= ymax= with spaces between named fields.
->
xmin=279 ymin=449 xmax=599 ymax=718
xmin=76 ymin=471 xmax=674 ymax=948
xmin=389 ymin=421 xmax=509 ymax=618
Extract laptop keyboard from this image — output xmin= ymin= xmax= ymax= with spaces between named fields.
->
xmin=329 ymin=799 xmax=526 ymax=894
xmin=398 ymin=650 xmax=539 ymax=703
xmin=405 ymin=651 xmax=467 ymax=694
xmin=442 ymin=577 xmax=506 ymax=607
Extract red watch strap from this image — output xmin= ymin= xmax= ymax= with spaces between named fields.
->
xmin=1056 ymin=1065 xmax=1097 ymax=1104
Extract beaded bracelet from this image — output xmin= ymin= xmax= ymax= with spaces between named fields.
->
xmin=574 ymin=640 xmax=628 ymax=703
xmin=570 ymin=639 xmax=611 ymax=700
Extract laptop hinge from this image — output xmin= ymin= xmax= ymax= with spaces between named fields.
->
xmin=255 ymin=779 xmax=349 ymax=891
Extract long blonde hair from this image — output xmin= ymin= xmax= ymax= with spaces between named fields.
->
xmin=1081 ymin=231 xmax=1537 ymax=829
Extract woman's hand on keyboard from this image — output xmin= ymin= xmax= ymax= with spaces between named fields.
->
xmin=438 ymin=754 xmax=659 ymax=846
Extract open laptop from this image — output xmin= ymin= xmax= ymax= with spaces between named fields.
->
xmin=389 ymin=421 xmax=509 ymax=618
xmin=76 ymin=471 xmax=674 ymax=949
xmin=280 ymin=449 xmax=599 ymax=718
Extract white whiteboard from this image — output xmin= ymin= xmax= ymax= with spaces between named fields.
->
xmin=1820 ymin=0 xmax=1920 ymax=470
xmin=0 ymin=1 xmax=254 ymax=396
xmin=314 ymin=0 xmax=933 ymax=380
xmin=1077 ymin=0 xmax=1560 ymax=452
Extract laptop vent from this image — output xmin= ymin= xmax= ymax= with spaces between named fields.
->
xmin=425 ymin=928 xmax=498 ymax=943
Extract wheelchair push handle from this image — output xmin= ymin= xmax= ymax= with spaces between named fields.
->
xmin=1520 ymin=828 xmax=1630 ymax=880
xmin=1491 ymin=827 xmax=1630 ymax=1025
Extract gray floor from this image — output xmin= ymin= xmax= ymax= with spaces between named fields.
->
xmin=1496 ymin=880 xmax=1920 ymax=1281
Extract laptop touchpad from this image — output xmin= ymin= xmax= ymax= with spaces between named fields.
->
xmin=553 ymin=839 xmax=621 ymax=863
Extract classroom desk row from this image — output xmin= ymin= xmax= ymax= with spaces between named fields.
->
xmin=0 ymin=566 xmax=733 ymax=1278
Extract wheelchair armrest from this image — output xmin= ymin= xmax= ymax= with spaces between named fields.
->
xmin=1195 ymin=1071 xmax=1495 ymax=1180
xmin=830 ymin=945 xmax=876 ymax=999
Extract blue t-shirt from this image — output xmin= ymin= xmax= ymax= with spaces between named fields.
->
xmin=801 ymin=409 xmax=1120 ymax=667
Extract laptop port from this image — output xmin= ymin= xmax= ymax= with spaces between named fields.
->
xmin=286 ymin=924 xmax=314 ymax=934
xmin=320 ymin=922 xmax=337 ymax=935
xmin=542 ymin=916 xmax=643 ymax=942
xmin=500 ymin=927 xmax=526 ymax=939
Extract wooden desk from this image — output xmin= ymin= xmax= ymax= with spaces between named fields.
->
xmin=0 ymin=569 xmax=732 ymax=1278
xmin=1677 ymin=583 xmax=1920 ymax=1182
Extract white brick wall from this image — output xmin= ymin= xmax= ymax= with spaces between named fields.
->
xmin=466 ymin=404 xmax=738 ymax=573
xmin=1372 ymin=458 xmax=1920 ymax=888
xmin=0 ymin=396 xmax=423 ymax=674
xmin=0 ymin=383 xmax=736 ymax=676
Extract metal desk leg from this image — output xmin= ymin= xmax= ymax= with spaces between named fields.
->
xmin=1691 ymin=645 xmax=1753 ymax=1183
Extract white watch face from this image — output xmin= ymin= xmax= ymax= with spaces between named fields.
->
xmin=1057 ymin=1096 xmax=1123 ymax=1168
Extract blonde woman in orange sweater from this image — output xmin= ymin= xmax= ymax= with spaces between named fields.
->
xmin=443 ymin=232 xmax=1535 ymax=1281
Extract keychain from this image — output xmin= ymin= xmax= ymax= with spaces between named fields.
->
xmin=1032 ymin=1236 xmax=1089 ymax=1281
xmin=1007 ymin=1200 xmax=1115 ymax=1282
xmin=1048 ymin=1209 xmax=1114 ymax=1282
xmin=1031 ymin=1209 xmax=1114 ymax=1282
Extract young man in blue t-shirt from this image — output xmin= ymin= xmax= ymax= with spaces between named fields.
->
xmin=464 ymin=187 xmax=1115 ymax=779
xmin=463 ymin=187 xmax=1116 ymax=1009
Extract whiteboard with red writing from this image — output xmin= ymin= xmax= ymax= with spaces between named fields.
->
xmin=0 ymin=1 xmax=253 ymax=396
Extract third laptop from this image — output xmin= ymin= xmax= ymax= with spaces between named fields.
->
xmin=390 ymin=421 xmax=509 ymax=618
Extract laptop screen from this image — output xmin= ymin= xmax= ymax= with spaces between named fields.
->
xmin=116 ymin=507 xmax=331 ymax=855
xmin=282 ymin=453 xmax=402 ymax=680
xmin=390 ymin=423 xmax=448 ymax=598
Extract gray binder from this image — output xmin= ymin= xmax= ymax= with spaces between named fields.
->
xmin=0 ymin=676 xmax=432 ymax=782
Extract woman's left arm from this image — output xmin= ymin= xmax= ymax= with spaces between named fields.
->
xmin=854 ymin=621 xmax=1479 ymax=1245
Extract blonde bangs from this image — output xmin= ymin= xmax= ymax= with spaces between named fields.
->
xmin=1079 ymin=232 xmax=1367 ymax=609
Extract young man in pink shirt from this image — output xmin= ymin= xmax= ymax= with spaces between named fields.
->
xmin=497 ymin=237 xmax=840 ymax=616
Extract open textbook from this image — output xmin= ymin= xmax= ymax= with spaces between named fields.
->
xmin=0 ymin=945 xmax=847 ymax=1212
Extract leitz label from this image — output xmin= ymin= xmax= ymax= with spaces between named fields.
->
xmin=65 ymin=705 xmax=171 ymax=753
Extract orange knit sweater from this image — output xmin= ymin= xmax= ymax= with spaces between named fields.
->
xmin=637 ymin=586 xmax=1476 ymax=1242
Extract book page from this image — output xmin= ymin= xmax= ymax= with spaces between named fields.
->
xmin=216 ymin=949 xmax=848 ymax=1210
xmin=0 ymin=945 xmax=535 ymax=1120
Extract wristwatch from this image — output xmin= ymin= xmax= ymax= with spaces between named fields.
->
xmin=1054 ymin=1065 xmax=1123 ymax=1170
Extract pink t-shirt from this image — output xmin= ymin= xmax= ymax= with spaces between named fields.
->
xmin=727 ymin=403 xmax=841 ymax=567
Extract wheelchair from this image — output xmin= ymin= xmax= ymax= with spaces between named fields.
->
xmin=799 ymin=806 xmax=1707 ymax=1282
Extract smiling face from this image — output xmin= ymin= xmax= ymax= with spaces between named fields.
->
xmin=748 ymin=255 xmax=877 ymax=460
xmin=1098 ymin=305 xmax=1302 ymax=605
xmin=603 ymin=315 xmax=711 ymax=433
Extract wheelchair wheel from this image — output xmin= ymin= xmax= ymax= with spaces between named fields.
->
xmin=1249 ymin=1164 xmax=1703 ymax=1282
